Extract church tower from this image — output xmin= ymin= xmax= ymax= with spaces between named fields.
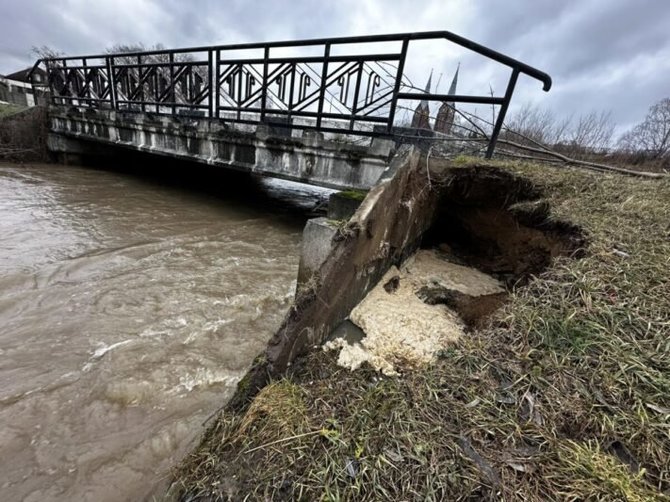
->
xmin=410 ymin=71 xmax=432 ymax=130
xmin=435 ymin=64 xmax=459 ymax=135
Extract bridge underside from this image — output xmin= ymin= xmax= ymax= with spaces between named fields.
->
xmin=47 ymin=108 xmax=394 ymax=190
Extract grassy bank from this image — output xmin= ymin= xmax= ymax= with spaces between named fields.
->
xmin=0 ymin=106 xmax=48 ymax=162
xmin=174 ymin=160 xmax=670 ymax=501
xmin=0 ymin=103 xmax=26 ymax=118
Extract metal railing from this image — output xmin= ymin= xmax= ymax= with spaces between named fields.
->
xmin=29 ymin=31 xmax=551 ymax=158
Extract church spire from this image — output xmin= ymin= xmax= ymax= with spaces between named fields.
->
xmin=411 ymin=70 xmax=434 ymax=130
xmin=447 ymin=63 xmax=459 ymax=96
xmin=434 ymin=64 xmax=460 ymax=135
xmin=424 ymin=69 xmax=433 ymax=93
xmin=420 ymin=69 xmax=433 ymax=107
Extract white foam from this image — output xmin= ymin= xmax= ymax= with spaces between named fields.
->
xmin=174 ymin=368 xmax=243 ymax=393
xmin=91 ymin=339 xmax=134 ymax=359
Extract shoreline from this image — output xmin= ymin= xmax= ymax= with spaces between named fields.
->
xmin=171 ymin=155 xmax=670 ymax=500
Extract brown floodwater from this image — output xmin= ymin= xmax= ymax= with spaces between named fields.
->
xmin=0 ymin=162 xmax=326 ymax=501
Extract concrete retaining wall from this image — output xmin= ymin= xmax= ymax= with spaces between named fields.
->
xmin=230 ymin=146 xmax=447 ymax=407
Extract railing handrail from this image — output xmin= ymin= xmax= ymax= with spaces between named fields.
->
xmin=28 ymin=31 xmax=551 ymax=91
xmin=29 ymin=30 xmax=552 ymax=158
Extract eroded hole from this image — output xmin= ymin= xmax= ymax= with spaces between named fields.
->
xmin=326 ymin=166 xmax=585 ymax=376
xmin=417 ymin=167 xmax=585 ymax=327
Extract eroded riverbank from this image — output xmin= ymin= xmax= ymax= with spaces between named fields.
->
xmin=0 ymin=163 xmax=327 ymax=501
xmin=174 ymin=156 xmax=670 ymax=501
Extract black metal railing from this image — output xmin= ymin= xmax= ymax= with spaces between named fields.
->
xmin=28 ymin=31 xmax=551 ymax=158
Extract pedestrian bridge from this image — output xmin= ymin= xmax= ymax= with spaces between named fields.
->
xmin=29 ymin=31 xmax=551 ymax=190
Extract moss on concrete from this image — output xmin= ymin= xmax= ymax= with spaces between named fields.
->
xmin=337 ymin=189 xmax=368 ymax=201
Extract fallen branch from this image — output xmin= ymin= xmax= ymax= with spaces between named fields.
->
xmin=495 ymin=138 xmax=667 ymax=178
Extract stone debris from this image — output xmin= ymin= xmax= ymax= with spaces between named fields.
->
xmin=324 ymin=250 xmax=505 ymax=375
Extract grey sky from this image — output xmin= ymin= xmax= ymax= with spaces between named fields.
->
xmin=1 ymin=0 xmax=668 ymax=133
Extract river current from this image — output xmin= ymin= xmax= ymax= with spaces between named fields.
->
xmin=0 ymin=162 xmax=326 ymax=501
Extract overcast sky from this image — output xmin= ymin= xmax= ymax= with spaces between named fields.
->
xmin=1 ymin=0 xmax=668 ymax=134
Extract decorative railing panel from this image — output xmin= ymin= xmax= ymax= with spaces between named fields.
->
xmin=29 ymin=31 xmax=551 ymax=157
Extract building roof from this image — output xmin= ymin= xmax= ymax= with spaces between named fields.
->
xmin=4 ymin=67 xmax=46 ymax=83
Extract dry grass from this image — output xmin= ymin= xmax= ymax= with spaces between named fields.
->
xmin=0 ymin=103 xmax=26 ymax=118
xmin=173 ymin=161 xmax=670 ymax=501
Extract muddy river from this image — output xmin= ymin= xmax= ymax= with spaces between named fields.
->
xmin=0 ymin=162 xmax=326 ymax=501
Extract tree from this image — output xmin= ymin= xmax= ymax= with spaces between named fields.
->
xmin=619 ymin=98 xmax=670 ymax=159
xmin=502 ymin=103 xmax=614 ymax=158
xmin=31 ymin=45 xmax=64 ymax=60
xmin=106 ymin=43 xmax=193 ymax=63
xmin=503 ymin=102 xmax=570 ymax=145
xmin=566 ymin=111 xmax=614 ymax=155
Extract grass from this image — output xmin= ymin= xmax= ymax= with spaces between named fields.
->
xmin=173 ymin=160 xmax=670 ymax=501
xmin=0 ymin=103 xmax=26 ymax=118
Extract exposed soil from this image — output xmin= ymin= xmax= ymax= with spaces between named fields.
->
xmin=423 ymin=165 xmax=584 ymax=290
xmin=325 ymin=166 xmax=586 ymax=375
xmin=412 ymin=165 xmax=585 ymax=332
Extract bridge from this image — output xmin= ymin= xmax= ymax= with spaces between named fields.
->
xmin=29 ymin=31 xmax=551 ymax=190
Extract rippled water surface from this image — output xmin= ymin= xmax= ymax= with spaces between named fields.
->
xmin=0 ymin=163 xmax=325 ymax=501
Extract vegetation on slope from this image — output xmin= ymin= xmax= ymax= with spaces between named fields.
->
xmin=0 ymin=103 xmax=26 ymax=118
xmin=174 ymin=160 xmax=670 ymax=501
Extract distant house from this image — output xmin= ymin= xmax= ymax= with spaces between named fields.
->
xmin=5 ymin=67 xmax=47 ymax=85
xmin=0 ymin=67 xmax=47 ymax=107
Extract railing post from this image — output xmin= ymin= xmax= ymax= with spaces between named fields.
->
xmin=486 ymin=67 xmax=519 ymax=159
xmin=387 ymin=38 xmax=409 ymax=133
xmin=316 ymin=43 xmax=331 ymax=130
xmin=260 ymin=46 xmax=270 ymax=122
xmin=214 ymin=49 xmax=220 ymax=120
xmin=138 ymin=55 xmax=145 ymax=113
xmin=208 ymin=49 xmax=214 ymax=118
xmin=287 ymin=63 xmax=296 ymax=123
xmin=62 ymin=58 xmax=69 ymax=107
xmin=169 ymin=52 xmax=176 ymax=115
xmin=237 ymin=61 xmax=243 ymax=121
xmin=107 ymin=56 xmax=117 ymax=110
xmin=348 ymin=62 xmax=363 ymax=131
xmin=81 ymin=58 xmax=88 ymax=105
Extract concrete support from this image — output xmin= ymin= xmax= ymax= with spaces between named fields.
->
xmin=263 ymin=146 xmax=443 ymax=374
xmin=296 ymin=218 xmax=338 ymax=288
xmin=327 ymin=191 xmax=365 ymax=220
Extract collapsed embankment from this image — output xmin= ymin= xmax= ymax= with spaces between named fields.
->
xmin=167 ymin=150 xmax=670 ymax=502
xmin=216 ymin=148 xmax=583 ymax=413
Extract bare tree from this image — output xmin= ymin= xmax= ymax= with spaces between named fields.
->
xmin=566 ymin=111 xmax=614 ymax=155
xmin=106 ymin=43 xmax=194 ymax=63
xmin=502 ymin=103 xmax=615 ymax=160
xmin=504 ymin=102 xmax=571 ymax=145
xmin=619 ymin=98 xmax=670 ymax=159
xmin=31 ymin=45 xmax=64 ymax=59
